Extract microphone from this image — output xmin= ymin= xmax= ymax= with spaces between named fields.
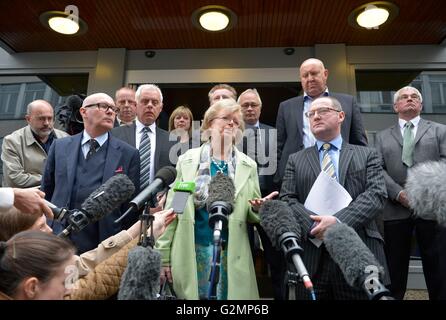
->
xmin=115 ymin=166 xmax=177 ymax=223
xmin=118 ymin=245 xmax=161 ymax=300
xmin=44 ymin=199 xmax=69 ymax=221
xmin=58 ymin=174 xmax=135 ymax=238
xmin=405 ymin=160 xmax=446 ymax=225
xmin=324 ymin=223 xmax=392 ymax=300
xmin=206 ymin=173 xmax=235 ymax=245
xmin=171 ymin=181 xmax=195 ymax=214
xmin=260 ymin=200 xmax=314 ymax=294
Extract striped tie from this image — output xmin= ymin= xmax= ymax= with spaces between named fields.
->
xmin=139 ymin=127 xmax=152 ymax=189
xmin=321 ymin=143 xmax=336 ymax=180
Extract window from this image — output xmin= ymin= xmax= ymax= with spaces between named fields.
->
xmin=356 ymin=70 xmax=446 ymax=114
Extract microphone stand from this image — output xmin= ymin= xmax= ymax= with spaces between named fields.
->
xmin=138 ymin=199 xmax=156 ymax=248
xmin=207 ymin=234 xmax=225 ymax=300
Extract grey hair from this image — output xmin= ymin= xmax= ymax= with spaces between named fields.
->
xmin=237 ymin=88 xmax=262 ymax=107
xmin=135 ymin=84 xmax=163 ymax=103
xmin=393 ymin=86 xmax=423 ymax=104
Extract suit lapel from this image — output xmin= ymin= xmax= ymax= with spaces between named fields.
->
xmin=339 ymin=142 xmax=353 ymax=186
xmin=66 ymin=133 xmax=82 ymax=196
xmin=154 ymin=127 xmax=163 ymax=172
xmin=296 ymin=97 xmax=304 ymax=140
xmin=102 ymin=134 xmax=122 ymax=183
xmin=413 ymin=119 xmax=430 ymax=146
xmin=390 ymin=124 xmax=403 ymax=147
xmin=128 ymin=123 xmax=137 ymax=147
xmin=306 ymin=145 xmax=321 ymax=178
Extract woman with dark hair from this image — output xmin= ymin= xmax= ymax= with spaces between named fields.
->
xmin=0 ymin=230 xmax=76 ymax=300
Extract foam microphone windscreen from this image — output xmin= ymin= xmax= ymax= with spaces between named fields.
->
xmin=66 ymin=94 xmax=83 ymax=109
xmin=259 ymin=200 xmax=301 ymax=249
xmin=118 ymin=246 xmax=161 ymax=300
xmin=406 ymin=161 xmax=446 ymax=225
xmin=154 ymin=166 xmax=177 ymax=186
xmin=206 ymin=173 xmax=235 ymax=210
xmin=324 ymin=223 xmax=384 ymax=287
xmin=81 ymin=174 xmax=135 ymax=222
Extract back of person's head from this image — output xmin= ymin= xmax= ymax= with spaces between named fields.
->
xmin=0 ymin=230 xmax=75 ymax=299
xmin=0 ymin=207 xmax=38 ymax=241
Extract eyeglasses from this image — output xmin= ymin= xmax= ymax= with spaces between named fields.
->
xmin=213 ymin=116 xmax=240 ymax=127
xmin=241 ymin=102 xmax=261 ymax=109
xmin=84 ymin=103 xmax=118 ymax=113
xmin=305 ymin=107 xmax=340 ymax=119
xmin=398 ymin=94 xmax=421 ymax=101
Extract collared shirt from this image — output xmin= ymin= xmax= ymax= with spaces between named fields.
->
xmin=31 ymin=129 xmax=55 ymax=154
xmin=81 ymin=131 xmax=109 ymax=159
xmin=316 ymin=134 xmax=343 ymax=180
xmin=135 ymin=119 xmax=157 ymax=184
xmin=398 ymin=116 xmax=420 ymax=138
xmin=303 ymin=89 xmax=329 ymax=148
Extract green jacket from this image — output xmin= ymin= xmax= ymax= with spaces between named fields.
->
xmin=155 ymin=145 xmax=261 ymax=300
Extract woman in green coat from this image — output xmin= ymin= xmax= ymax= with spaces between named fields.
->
xmin=156 ymin=99 xmax=276 ymax=300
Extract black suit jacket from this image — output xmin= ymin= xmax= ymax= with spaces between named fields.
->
xmin=111 ymin=123 xmax=177 ymax=173
xmin=239 ymin=122 xmax=277 ymax=196
xmin=280 ymin=142 xmax=389 ymax=284
xmin=275 ymin=92 xmax=368 ymax=185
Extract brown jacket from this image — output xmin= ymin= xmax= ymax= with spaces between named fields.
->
xmin=66 ymin=237 xmax=139 ymax=300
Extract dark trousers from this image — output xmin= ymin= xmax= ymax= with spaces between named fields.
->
xmin=384 ymin=218 xmax=439 ymax=300
xmin=248 ymin=223 xmax=285 ymax=300
xmin=292 ymin=246 xmax=368 ymax=300
xmin=435 ymin=225 xmax=446 ymax=300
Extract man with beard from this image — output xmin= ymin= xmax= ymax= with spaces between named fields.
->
xmin=2 ymin=100 xmax=68 ymax=188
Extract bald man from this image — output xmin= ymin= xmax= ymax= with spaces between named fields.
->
xmin=275 ymin=58 xmax=368 ymax=186
xmin=1 ymin=99 xmax=68 ymax=188
xmin=41 ymin=93 xmax=140 ymax=253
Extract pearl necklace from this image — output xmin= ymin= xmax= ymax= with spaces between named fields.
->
xmin=211 ymin=156 xmax=228 ymax=173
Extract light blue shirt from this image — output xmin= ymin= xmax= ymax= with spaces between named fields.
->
xmin=316 ymin=134 xmax=342 ymax=180
xmin=81 ymin=131 xmax=108 ymax=159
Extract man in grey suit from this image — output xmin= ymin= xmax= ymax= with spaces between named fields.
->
xmin=112 ymin=84 xmax=176 ymax=189
xmin=275 ymin=58 xmax=367 ymax=186
xmin=281 ymin=96 xmax=388 ymax=300
xmin=375 ymin=86 xmax=446 ymax=300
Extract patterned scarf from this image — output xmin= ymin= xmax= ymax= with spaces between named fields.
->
xmin=193 ymin=142 xmax=236 ymax=209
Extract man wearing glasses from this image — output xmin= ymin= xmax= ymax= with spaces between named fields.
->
xmin=375 ymin=86 xmax=446 ymax=300
xmin=41 ymin=93 xmax=140 ymax=254
xmin=275 ymin=58 xmax=368 ymax=187
xmin=280 ymin=96 xmax=388 ymax=299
